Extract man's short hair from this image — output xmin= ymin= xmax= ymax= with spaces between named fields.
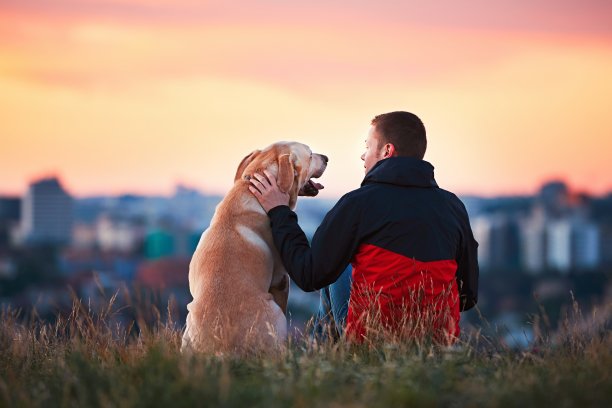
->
xmin=371 ymin=111 xmax=427 ymax=159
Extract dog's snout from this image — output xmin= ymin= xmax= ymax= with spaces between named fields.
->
xmin=319 ymin=154 xmax=329 ymax=164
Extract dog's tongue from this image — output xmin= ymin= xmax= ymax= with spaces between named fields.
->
xmin=300 ymin=179 xmax=324 ymax=196
xmin=309 ymin=180 xmax=324 ymax=191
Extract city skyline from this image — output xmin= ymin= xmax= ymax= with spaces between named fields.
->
xmin=2 ymin=175 xmax=611 ymax=276
xmin=1 ymin=1 xmax=612 ymax=197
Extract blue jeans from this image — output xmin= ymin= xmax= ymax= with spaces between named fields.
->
xmin=314 ymin=265 xmax=352 ymax=339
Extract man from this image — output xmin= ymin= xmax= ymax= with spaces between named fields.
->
xmin=249 ymin=111 xmax=478 ymax=343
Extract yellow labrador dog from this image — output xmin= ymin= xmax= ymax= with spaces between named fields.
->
xmin=181 ymin=142 xmax=327 ymax=355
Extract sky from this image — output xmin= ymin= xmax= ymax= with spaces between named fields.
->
xmin=1 ymin=0 xmax=612 ymax=199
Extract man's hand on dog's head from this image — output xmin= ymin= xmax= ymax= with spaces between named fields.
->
xmin=249 ymin=170 xmax=290 ymax=213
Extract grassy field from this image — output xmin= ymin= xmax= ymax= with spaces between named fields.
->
xmin=1 ymin=293 xmax=610 ymax=408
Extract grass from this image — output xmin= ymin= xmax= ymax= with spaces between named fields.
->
xmin=0 ymin=290 xmax=610 ymax=408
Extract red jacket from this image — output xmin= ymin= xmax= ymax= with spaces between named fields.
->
xmin=268 ymin=157 xmax=479 ymax=342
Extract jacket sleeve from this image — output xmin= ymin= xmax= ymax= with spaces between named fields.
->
xmin=454 ymin=200 xmax=479 ymax=311
xmin=267 ymin=195 xmax=362 ymax=292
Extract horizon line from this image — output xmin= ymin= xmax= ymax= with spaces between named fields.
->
xmin=1 ymin=181 xmax=611 ymax=200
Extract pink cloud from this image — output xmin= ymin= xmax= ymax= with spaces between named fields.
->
xmin=2 ymin=0 xmax=612 ymax=37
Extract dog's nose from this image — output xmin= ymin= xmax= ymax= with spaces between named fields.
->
xmin=319 ymin=154 xmax=329 ymax=163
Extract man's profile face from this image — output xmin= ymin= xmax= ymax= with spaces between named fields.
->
xmin=361 ymin=125 xmax=386 ymax=175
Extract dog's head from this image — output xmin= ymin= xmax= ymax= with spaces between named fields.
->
xmin=234 ymin=142 xmax=328 ymax=209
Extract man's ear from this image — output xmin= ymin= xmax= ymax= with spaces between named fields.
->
xmin=383 ymin=143 xmax=396 ymax=158
xmin=234 ymin=150 xmax=261 ymax=182
xmin=277 ymin=153 xmax=295 ymax=193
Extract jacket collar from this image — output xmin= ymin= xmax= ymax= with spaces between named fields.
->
xmin=361 ymin=157 xmax=438 ymax=188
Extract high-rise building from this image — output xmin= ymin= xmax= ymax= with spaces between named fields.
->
xmin=20 ymin=177 xmax=74 ymax=245
xmin=547 ymin=220 xmax=572 ymax=272
xmin=520 ymin=208 xmax=548 ymax=274
xmin=572 ymin=219 xmax=600 ymax=270
xmin=547 ymin=217 xmax=600 ymax=272
xmin=472 ymin=214 xmax=521 ymax=271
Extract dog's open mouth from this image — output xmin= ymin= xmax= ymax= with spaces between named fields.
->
xmin=298 ymin=178 xmax=324 ymax=197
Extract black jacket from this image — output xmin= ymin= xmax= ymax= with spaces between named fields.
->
xmin=268 ymin=156 xmax=479 ymax=311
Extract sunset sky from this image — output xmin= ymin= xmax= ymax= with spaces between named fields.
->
xmin=1 ymin=1 xmax=612 ymax=199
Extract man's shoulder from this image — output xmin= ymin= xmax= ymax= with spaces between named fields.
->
xmin=436 ymin=187 xmax=462 ymax=202
xmin=324 ymin=186 xmax=376 ymax=215
xmin=434 ymin=187 xmax=470 ymax=216
xmin=338 ymin=184 xmax=379 ymax=202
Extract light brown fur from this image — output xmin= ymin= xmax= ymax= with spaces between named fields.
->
xmin=181 ymin=142 xmax=327 ymax=355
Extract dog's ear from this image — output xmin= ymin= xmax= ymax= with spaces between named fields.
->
xmin=277 ymin=153 xmax=295 ymax=193
xmin=234 ymin=150 xmax=261 ymax=182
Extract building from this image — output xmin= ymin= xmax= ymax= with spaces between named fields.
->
xmin=547 ymin=220 xmax=572 ymax=272
xmin=571 ymin=219 xmax=600 ymax=270
xmin=538 ymin=181 xmax=569 ymax=217
xmin=546 ymin=217 xmax=600 ymax=273
xmin=599 ymin=224 xmax=612 ymax=268
xmin=0 ymin=197 xmax=20 ymax=249
xmin=520 ymin=208 xmax=548 ymax=274
xmin=95 ymin=214 xmax=146 ymax=253
xmin=472 ymin=214 xmax=520 ymax=271
xmin=0 ymin=197 xmax=20 ymax=221
xmin=20 ymin=177 xmax=74 ymax=245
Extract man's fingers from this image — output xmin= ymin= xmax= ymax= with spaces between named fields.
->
xmin=253 ymin=172 xmax=271 ymax=187
xmin=249 ymin=178 xmax=266 ymax=192
xmin=262 ymin=170 xmax=277 ymax=186
xmin=249 ymin=186 xmax=262 ymax=196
